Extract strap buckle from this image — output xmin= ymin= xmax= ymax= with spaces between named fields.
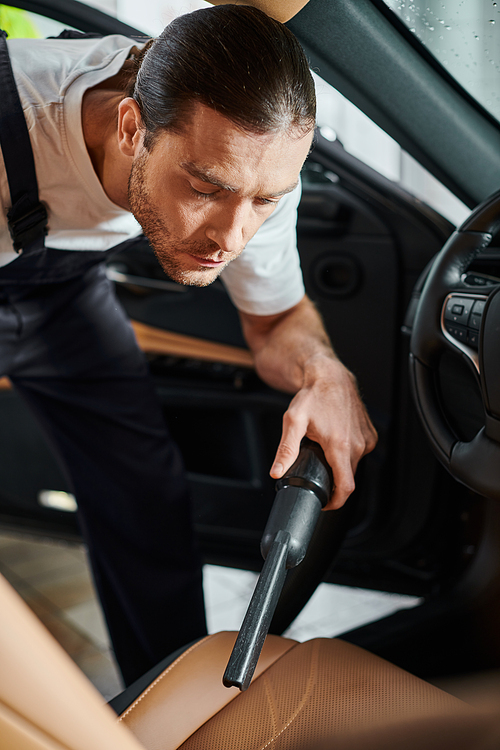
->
xmin=7 ymin=202 xmax=48 ymax=253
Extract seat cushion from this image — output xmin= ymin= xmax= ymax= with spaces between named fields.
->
xmin=118 ymin=631 xmax=297 ymax=750
xmin=119 ymin=633 xmax=467 ymax=750
xmin=178 ymin=637 xmax=467 ymax=749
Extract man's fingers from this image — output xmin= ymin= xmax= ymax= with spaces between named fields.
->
xmin=270 ymin=412 xmax=306 ymax=478
xmin=322 ymin=446 xmax=356 ymax=510
xmin=362 ymin=418 xmax=378 ymax=457
xmin=325 ymin=482 xmax=352 ymax=511
xmin=323 ymin=415 xmax=376 ymax=509
xmin=270 ymin=439 xmax=300 ymax=478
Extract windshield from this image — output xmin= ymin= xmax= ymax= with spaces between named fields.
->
xmin=382 ymin=1 xmax=500 ymax=123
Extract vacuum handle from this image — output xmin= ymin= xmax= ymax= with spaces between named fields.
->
xmin=223 ymin=439 xmax=333 ymax=691
xmin=276 ymin=438 xmax=333 ymax=505
xmin=222 ymin=530 xmax=289 ymax=691
xmin=261 ymin=438 xmax=333 ymax=568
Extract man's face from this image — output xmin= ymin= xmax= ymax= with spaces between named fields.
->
xmin=127 ymin=103 xmax=313 ymax=287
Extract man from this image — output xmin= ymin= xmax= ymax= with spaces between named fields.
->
xmin=0 ymin=5 xmax=377 ymax=685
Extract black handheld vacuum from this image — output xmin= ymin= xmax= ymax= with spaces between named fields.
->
xmin=223 ymin=438 xmax=333 ymax=691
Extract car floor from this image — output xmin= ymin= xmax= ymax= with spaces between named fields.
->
xmin=0 ymin=529 xmax=420 ymax=702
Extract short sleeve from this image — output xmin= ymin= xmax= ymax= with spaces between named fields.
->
xmin=219 ymin=180 xmax=305 ymax=315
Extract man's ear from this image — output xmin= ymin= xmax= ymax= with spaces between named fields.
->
xmin=117 ymin=97 xmax=144 ymax=157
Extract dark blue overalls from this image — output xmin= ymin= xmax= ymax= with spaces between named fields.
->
xmin=0 ymin=31 xmax=207 ymax=686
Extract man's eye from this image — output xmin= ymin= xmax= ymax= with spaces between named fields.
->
xmin=190 ymin=186 xmax=216 ymax=198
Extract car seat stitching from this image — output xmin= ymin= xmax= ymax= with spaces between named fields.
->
xmin=258 ymin=640 xmax=319 ymax=750
xmin=117 ymin=635 xmax=213 ymax=721
xmin=263 ymin=674 xmax=279 ymax=735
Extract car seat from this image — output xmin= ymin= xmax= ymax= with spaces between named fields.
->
xmin=3 ymin=570 xmax=499 ymax=750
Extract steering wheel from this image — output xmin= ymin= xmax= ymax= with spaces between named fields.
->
xmin=410 ymin=188 xmax=500 ymax=501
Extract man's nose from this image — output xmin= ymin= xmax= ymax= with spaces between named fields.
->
xmin=205 ymin=204 xmax=249 ymax=255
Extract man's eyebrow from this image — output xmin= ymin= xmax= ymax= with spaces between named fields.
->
xmin=269 ymin=180 xmax=299 ymax=198
xmin=181 ymin=162 xmax=237 ymax=192
xmin=181 ymin=161 xmax=299 ymax=198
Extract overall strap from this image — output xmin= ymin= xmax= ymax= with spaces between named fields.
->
xmin=0 ymin=30 xmax=47 ymax=252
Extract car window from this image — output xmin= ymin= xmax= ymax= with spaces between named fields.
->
xmin=382 ymin=0 xmax=500 ymax=124
xmin=313 ymin=71 xmax=469 ymax=226
xmin=116 ymin=0 xmax=211 ymax=36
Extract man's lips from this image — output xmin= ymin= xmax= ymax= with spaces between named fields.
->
xmin=187 ymin=254 xmax=225 ymax=268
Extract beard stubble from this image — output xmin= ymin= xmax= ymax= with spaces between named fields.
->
xmin=127 ymin=152 xmax=230 ymax=287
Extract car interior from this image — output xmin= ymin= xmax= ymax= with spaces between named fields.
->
xmin=2 ymin=0 xmax=500 ymax=747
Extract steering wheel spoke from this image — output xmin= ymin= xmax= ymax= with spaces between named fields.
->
xmin=441 ymin=291 xmax=487 ymax=373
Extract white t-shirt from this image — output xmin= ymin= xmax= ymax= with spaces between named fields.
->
xmin=0 ymin=35 xmax=305 ymax=315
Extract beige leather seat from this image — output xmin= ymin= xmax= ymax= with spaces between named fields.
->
xmin=3 ymin=571 xmax=498 ymax=750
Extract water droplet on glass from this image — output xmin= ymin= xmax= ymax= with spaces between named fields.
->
xmin=445 ymin=25 xmax=451 ymax=30
xmin=493 ymin=2 xmax=497 ymax=6
xmin=489 ymin=19 xmax=495 ymax=24
xmin=410 ymin=27 xmax=416 ymax=32
xmin=475 ymin=34 xmax=479 ymax=39
xmin=429 ymin=26 xmax=434 ymax=30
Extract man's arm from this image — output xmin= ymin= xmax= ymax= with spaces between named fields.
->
xmin=207 ymin=0 xmax=310 ymax=23
xmin=239 ymin=294 xmax=378 ymax=510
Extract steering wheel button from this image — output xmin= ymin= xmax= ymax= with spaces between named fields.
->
xmin=444 ymin=322 xmax=467 ymax=342
xmin=472 ymin=299 xmax=486 ymax=315
xmin=444 ymin=296 xmax=472 ymax=325
xmin=467 ymin=330 xmax=479 ymax=348
xmin=469 ymin=315 xmax=482 ymax=330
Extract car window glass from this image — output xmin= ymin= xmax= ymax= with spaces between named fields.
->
xmin=382 ymin=0 xmax=500 ymax=124
xmin=0 ymin=5 xmax=76 ymax=37
xmin=313 ymin=71 xmax=469 ymax=226
xmin=116 ymin=0 xmax=211 ymax=36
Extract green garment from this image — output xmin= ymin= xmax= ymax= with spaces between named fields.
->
xmin=0 ymin=5 xmax=40 ymax=38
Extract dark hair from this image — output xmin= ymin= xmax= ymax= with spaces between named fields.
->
xmin=129 ymin=4 xmax=315 ymax=149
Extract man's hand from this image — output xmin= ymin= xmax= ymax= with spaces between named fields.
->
xmin=270 ymin=354 xmax=377 ymax=509
xmin=239 ymin=296 xmax=377 ymax=510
